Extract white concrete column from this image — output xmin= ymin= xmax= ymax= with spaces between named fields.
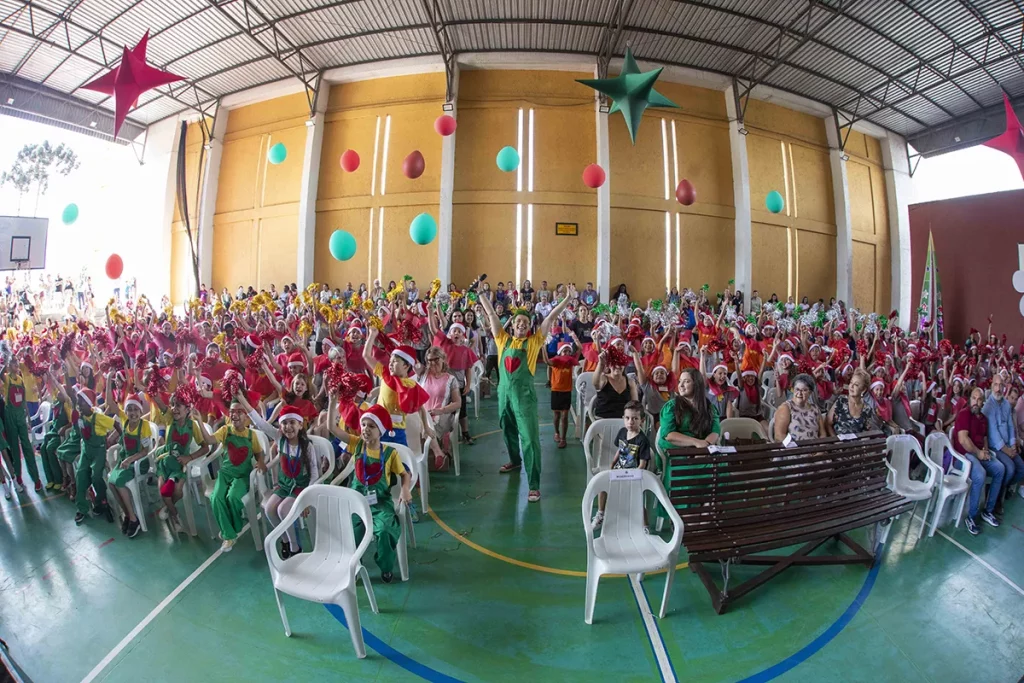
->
xmin=724 ymin=85 xmax=752 ymax=314
xmin=437 ymin=64 xmax=459 ymax=289
xmin=297 ymin=82 xmax=329 ymax=288
xmin=825 ymin=117 xmax=854 ymax=306
xmin=197 ymin=108 xmax=227 ymax=290
xmin=882 ymin=134 xmax=912 ymax=328
xmin=595 ymin=85 xmax=611 ymax=303
xmin=134 ymin=116 xmax=180 ymax=301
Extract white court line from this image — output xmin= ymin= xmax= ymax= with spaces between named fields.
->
xmin=913 ymin=514 xmax=1024 ymax=598
xmin=629 ymin=575 xmax=677 ymax=683
xmin=80 ymin=523 xmax=249 ymax=683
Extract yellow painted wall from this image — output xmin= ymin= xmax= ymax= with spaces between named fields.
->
xmin=315 ymin=74 xmax=445 ymax=289
xmin=170 ymin=121 xmax=208 ymax=303
xmin=609 ymin=80 xmax=734 ymax=301
xmin=210 ymin=91 xmax=308 ymax=293
xmin=845 ymin=130 xmax=891 ymax=312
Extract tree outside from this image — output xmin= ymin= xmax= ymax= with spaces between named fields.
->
xmin=0 ymin=142 xmax=81 ymax=216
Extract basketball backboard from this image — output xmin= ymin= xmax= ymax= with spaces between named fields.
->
xmin=0 ymin=216 xmax=48 ymax=270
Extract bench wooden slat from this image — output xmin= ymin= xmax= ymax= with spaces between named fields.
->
xmin=671 ymin=468 xmax=888 ymax=510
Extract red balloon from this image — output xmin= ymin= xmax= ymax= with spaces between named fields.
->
xmin=434 ymin=115 xmax=457 ymax=136
xmin=105 ymin=254 xmax=123 ymax=280
xmin=340 ymin=149 xmax=360 ymax=172
xmin=582 ymin=163 xmax=606 ymax=189
xmin=403 ymin=150 xmax=425 ymax=179
xmin=676 ymin=179 xmax=696 ymax=206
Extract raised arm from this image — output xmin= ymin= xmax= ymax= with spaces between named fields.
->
xmin=540 ymin=284 xmax=576 ymax=338
xmin=477 ymin=286 xmax=503 ymax=339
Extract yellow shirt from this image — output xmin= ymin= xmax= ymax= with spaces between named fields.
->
xmin=23 ymin=373 xmax=38 ymax=402
xmin=494 ymin=330 xmax=544 ymax=376
xmin=118 ymin=416 xmax=153 ymax=450
xmin=373 ymin=363 xmax=418 ymax=429
xmin=85 ymin=408 xmax=116 ymax=437
xmin=349 ymin=437 xmax=405 ymax=483
xmin=213 ymin=425 xmax=263 ymax=454
xmin=3 ymin=372 xmax=27 ymax=409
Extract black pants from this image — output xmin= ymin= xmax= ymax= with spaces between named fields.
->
xmin=484 ymin=355 xmax=499 ymax=385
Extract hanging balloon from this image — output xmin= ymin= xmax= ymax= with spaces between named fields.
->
xmin=675 ymin=179 xmax=696 ymax=206
xmin=105 ymin=254 xmax=123 ymax=280
xmin=434 ymin=115 xmax=457 ymax=136
xmin=329 ymin=230 xmax=357 ymax=261
xmin=340 ymin=149 xmax=360 ymax=172
xmin=409 ymin=213 xmax=437 ymax=246
xmin=403 ymin=150 xmax=425 ymax=179
xmin=765 ymin=190 xmax=785 ymax=214
xmin=582 ymin=164 xmax=606 ymax=189
xmin=268 ymin=142 xmax=287 ymax=165
xmin=61 ymin=203 xmax=79 ymax=225
xmin=496 ymin=146 xmax=520 ymax=172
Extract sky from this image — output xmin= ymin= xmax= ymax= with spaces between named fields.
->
xmin=1 ymin=114 xmax=1022 ymax=298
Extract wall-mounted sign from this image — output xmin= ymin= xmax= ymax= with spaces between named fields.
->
xmin=555 ymin=222 xmax=578 ymax=236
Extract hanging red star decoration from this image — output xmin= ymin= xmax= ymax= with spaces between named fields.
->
xmin=982 ymin=92 xmax=1024 ymax=181
xmin=81 ymin=31 xmax=185 ymax=139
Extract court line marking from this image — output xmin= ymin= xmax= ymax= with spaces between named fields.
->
xmin=913 ymin=513 xmax=1024 ymax=597
xmin=630 ymin=575 xmax=677 ymax=683
xmin=81 ymin=524 xmax=246 ymax=683
xmin=1 ymin=491 xmax=62 ymax=511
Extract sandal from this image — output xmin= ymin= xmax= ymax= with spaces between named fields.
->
xmin=498 ymin=462 xmax=519 ymax=474
xmin=527 ymin=490 xmax=541 ymax=502
xmin=557 ymin=438 xmax=566 ymax=449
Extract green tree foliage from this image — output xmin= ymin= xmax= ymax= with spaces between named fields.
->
xmin=0 ymin=142 xmax=81 ymax=215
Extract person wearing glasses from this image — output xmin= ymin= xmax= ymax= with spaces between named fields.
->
xmin=773 ymin=373 xmax=826 ymax=443
xmin=418 ymin=347 xmax=461 ymax=469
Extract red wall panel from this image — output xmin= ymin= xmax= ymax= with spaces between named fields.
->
xmin=909 ymin=188 xmax=1024 ymax=344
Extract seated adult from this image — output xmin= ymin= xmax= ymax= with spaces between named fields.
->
xmin=774 ymin=373 xmax=825 ymax=442
xmin=657 ymin=367 xmax=722 ymax=464
xmin=592 ymin=346 xmax=638 ymax=419
xmin=956 ymin=387 xmax=1005 ymax=535
xmin=827 ymin=368 xmax=875 ymax=436
xmin=982 ymin=375 xmax=1023 ymax=514
xmin=418 ymin=347 xmax=461 ymax=468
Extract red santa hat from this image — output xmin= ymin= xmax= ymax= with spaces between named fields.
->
xmin=245 ymin=334 xmax=262 ymax=349
xmin=74 ymin=386 xmax=97 ymax=408
xmin=279 ymin=405 xmax=304 ymax=424
xmin=870 ymin=379 xmax=886 ymax=391
xmin=391 ymin=345 xmax=417 ymax=369
xmin=449 ymin=323 xmax=467 ymax=335
xmin=124 ymin=392 xmax=144 ymax=412
xmin=778 ymin=352 xmax=795 ymax=364
xmin=557 ymin=342 xmax=574 ymax=354
xmin=712 ymin=363 xmax=728 ymax=375
xmin=361 ymin=404 xmax=393 ymax=435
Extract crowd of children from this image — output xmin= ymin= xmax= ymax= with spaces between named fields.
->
xmin=1 ymin=275 xmax=1022 ymax=577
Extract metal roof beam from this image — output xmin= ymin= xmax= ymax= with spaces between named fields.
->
xmin=419 ymin=0 xmax=456 ymax=101
xmin=207 ymin=0 xmax=324 ymax=116
xmin=906 ymin=94 xmax=1024 ymax=157
xmin=957 ymin=0 xmax=1024 ymax=78
xmin=596 ymin=0 xmax=636 ymax=79
xmin=10 ymin=0 xmax=85 ymax=76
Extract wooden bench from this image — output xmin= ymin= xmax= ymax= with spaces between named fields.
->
xmin=665 ymin=432 xmax=912 ymax=614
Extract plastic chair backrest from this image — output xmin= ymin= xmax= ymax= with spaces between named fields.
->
xmin=767 ymin=416 xmax=776 ymax=442
xmin=583 ymin=469 xmax=679 ymax=545
xmin=886 ymin=434 xmax=921 ymax=488
xmin=297 ymin=485 xmax=372 ymax=561
xmin=910 ymin=400 xmax=922 ymax=421
xmin=308 ymin=435 xmax=335 ymax=482
xmin=36 ymin=401 xmax=52 ymax=424
xmin=762 ymin=370 xmax=775 ymax=390
xmin=405 ymin=411 xmax=422 ymax=454
xmin=925 ymin=431 xmax=950 ymax=470
xmin=576 ymin=372 xmax=594 ymax=407
xmin=720 ymin=417 xmax=767 ymax=442
xmin=583 ymin=419 xmax=624 ymax=473
xmin=470 ymin=361 xmax=484 ymax=390
xmin=387 ymin=444 xmax=419 ymax=499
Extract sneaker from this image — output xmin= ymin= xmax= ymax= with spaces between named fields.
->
xmin=170 ymin=516 xmax=185 ymax=534
xmin=965 ymin=517 xmax=980 ymax=535
xmin=220 ymin=538 xmax=235 ymax=552
xmin=74 ymin=512 xmax=86 ymax=525
xmin=13 ymin=478 xmax=24 ymax=493
xmin=45 ymin=482 xmax=56 ymax=491
xmin=498 ymin=462 xmax=519 ymax=474
xmin=381 ymin=571 xmax=394 ymax=584
xmin=527 ymin=490 xmax=541 ymax=503
xmin=34 ymin=480 xmax=42 ymax=493
xmin=591 ymin=511 xmax=605 ymax=530
xmin=280 ymin=541 xmax=293 ymax=560
xmin=157 ymin=507 xmax=169 ymax=521
xmin=2 ymin=481 xmax=10 ymax=500
xmin=121 ymin=517 xmax=130 ymax=535
xmin=643 ymin=526 xmax=650 ymax=535
xmin=127 ymin=521 xmax=142 ymax=539
xmin=981 ymin=511 xmax=1000 ymax=528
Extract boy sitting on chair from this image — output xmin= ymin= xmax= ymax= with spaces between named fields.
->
xmin=591 ymin=400 xmax=651 ymax=532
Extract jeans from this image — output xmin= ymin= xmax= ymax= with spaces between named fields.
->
xmin=966 ymin=453 xmax=1006 ymax=518
xmin=994 ymin=450 xmax=1024 ymax=493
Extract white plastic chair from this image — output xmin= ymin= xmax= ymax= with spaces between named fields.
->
xmin=263 ymin=485 xmax=379 ymax=658
xmin=30 ymin=401 xmax=51 ymax=446
xmin=885 ymin=434 xmax=940 ymax=539
xmin=924 ymin=432 xmax=971 ymax=537
xmin=767 ymin=416 xmax=777 ymax=442
xmin=402 ymin=412 xmax=430 ymax=511
xmin=908 ymin=400 xmax=926 ymax=436
xmin=761 ymin=370 xmax=775 ymax=395
xmin=106 ymin=420 xmax=164 ymax=534
xmin=467 ymin=361 xmax=484 ymax=418
xmin=582 ymin=469 xmax=683 ymax=623
xmin=719 ymin=417 xmax=768 ymax=443
xmin=582 ymin=419 xmax=625 ymax=481
xmin=573 ymin=371 xmax=595 ymax=439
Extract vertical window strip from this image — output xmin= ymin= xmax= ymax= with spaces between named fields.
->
xmin=515 ymin=204 xmax=523 ymax=286
xmin=368 ymin=207 xmax=375 ymax=284
xmin=528 ymin=108 xmax=535 ymax=193
xmin=664 ymin=211 xmax=671 ymax=293
xmin=671 ymin=120 xmax=680 ymax=188
xmin=675 ymin=213 xmax=681 ymax=291
xmin=661 ymin=119 xmax=670 ymax=200
xmin=527 ymin=203 xmax=534 ymax=282
xmin=780 ymin=140 xmax=790 ymax=217
xmin=380 ymin=114 xmax=392 ymax=196
xmin=786 ymin=225 xmax=793 ymax=299
xmin=370 ymin=116 xmax=381 ymax=196
xmin=787 ymin=143 xmax=798 ymax=218
xmin=516 ymin=108 xmax=524 ymax=192
xmin=377 ymin=207 xmax=385 ymax=284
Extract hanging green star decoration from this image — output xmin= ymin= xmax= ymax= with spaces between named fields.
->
xmin=577 ymin=48 xmax=679 ymax=144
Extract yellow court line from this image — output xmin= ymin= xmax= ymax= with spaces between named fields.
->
xmin=2 ymin=491 xmax=62 ymax=511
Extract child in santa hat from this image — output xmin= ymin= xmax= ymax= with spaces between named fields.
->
xmin=327 ymin=402 xmax=412 ymax=583
xmin=106 ymin=388 xmax=154 ymax=538
xmin=545 ymin=339 xmax=580 ymax=448
xmin=153 ymin=387 xmax=210 ymax=533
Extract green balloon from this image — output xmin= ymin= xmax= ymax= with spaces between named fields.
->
xmin=409 ymin=213 xmax=437 ymax=245
xmin=268 ymin=142 xmax=287 ymax=165
xmin=329 ymin=230 xmax=357 ymax=261
xmin=766 ymin=190 xmax=785 ymax=214
xmin=496 ymin=146 xmax=520 ymax=172
xmin=61 ymin=203 xmax=79 ymax=225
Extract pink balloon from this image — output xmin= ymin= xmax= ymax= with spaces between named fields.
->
xmin=582 ymin=163 xmax=606 ymax=189
xmin=434 ymin=115 xmax=457 ymax=136
xmin=676 ymin=179 xmax=696 ymax=206
xmin=105 ymin=254 xmax=123 ymax=280
xmin=340 ymin=149 xmax=360 ymax=172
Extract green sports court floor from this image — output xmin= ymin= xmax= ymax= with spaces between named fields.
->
xmin=2 ymin=380 xmax=1023 ymax=683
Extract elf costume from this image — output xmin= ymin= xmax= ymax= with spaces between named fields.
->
xmin=494 ymin=324 xmax=545 ymax=491
xmin=155 ymin=418 xmax=205 ymax=482
xmin=372 ymin=346 xmax=430 ymax=447
xmin=3 ymin=367 xmax=41 ymax=487
xmin=107 ymin=398 xmax=153 ymax=488
xmin=72 ymin=387 xmax=115 ymax=517
xmin=210 ymin=423 xmax=262 ymax=543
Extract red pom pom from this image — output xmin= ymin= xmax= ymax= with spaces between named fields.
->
xmin=134 ymin=351 xmax=147 ymax=367
xmin=171 ymin=352 xmax=185 ymax=370
xmin=77 ymin=320 xmax=90 ymax=333
xmin=220 ymin=369 xmax=244 ymax=405
xmin=856 ymin=339 xmax=868 ymax=357
xmin=145 ymin=362 xmax=166 ymax=396
xmin=245 ymin=346 xmax=267 ymax=374
xmin=173 ymin=382 xmax=199 ymax=408
xmin=604 ymin=345 xmax=631 ymax=368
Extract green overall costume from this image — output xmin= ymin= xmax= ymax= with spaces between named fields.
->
xmin=40 ymin=400 xmax=68 ymax=487
xmin=210 ymin=427 xmax=257 ymax=542
xmin=496 ymin=331 xmax=543 ymax=490
xmin=349 ymin=439 xmax=402 ymax=575
xmin=54 ymin=404 xmax=81 ymax=465
xmin=4 ymin=374 xmax=39 ymax=484
xmin=275 ymin=438 xmax=311 ymax=498
xmin=156 ymin=420 xmax=200 ymax=482
xmin=76 ymin=410 xmax=113 ymax=515
xmin=108 ymin=420 xmax=151 ymax=488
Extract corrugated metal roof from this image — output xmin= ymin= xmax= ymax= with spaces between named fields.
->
xmin=0 ymin=0 xmax=1022 ymax=144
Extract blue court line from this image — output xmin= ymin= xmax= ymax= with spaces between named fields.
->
xmin=324 ymin=604 xmax=465 ymax=683
xmin=640 ymin=580 xmax=680 ymax=683
xmin=736 ymin=543 xmax=884 ymax=683
xmin=628 ymin=579 xmax=669 ymax=683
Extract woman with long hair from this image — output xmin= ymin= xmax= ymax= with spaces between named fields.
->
xmin=657 ymin=367 xmax=722 ymax=459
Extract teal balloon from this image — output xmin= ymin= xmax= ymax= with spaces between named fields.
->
xmin=329 ymin=230 xmax=357 ymax=261
xmin=409 ymin=213 xmax=437 ymax=245
xmin=61 ymin=203 xmax=79 ymax=225
xmin=268 ymin=142 xmax=287 ymax=165
xmin=496 ymin=146 xmax=520 ymax=172
xmin=765 ymin=190 xmax=785 ymax=214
